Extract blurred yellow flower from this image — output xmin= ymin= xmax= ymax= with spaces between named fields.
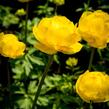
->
xmin=76 ymin=70 xmax=109 ymax=103
xmin=0 ymin=32 xmax=4 ymax=36
xmin=15 ymin=8 xmax=26 ymax=16
xmin=0 ymin=32 xmax=4 ymax=40
xmin=66 ymin=57 xmax=78 ymax=67
xmin=53 ymin=0 xmax=65 ymax=5
xmin=33 ymin=16 xmax=82 ymax=54
xmin=0 ymin=34 xmax=26 ymax=59
xmin=78 ymin=10 xmax=109 ymax=49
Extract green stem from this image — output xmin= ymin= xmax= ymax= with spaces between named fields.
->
xmin=32 ymin=55 xmax=54 ymax=109
xmin=87 ymin=0 xmax=91 ymax=7
xmin=97 ymin=49 xmax=103 ymax=60
xmin=89 ymin=101 xmax=93 ymax=109
xmin=24 ymin=2 xmax=29 ymax=43
xmin=55 ymin=4 xmax=58 ymax=15
xmin=7 ymin=60 xmax=12 ymax=108
xmin=0 ymin=57 xmax=12 ymax=108
xmin=88 ymin=48 xmax=95 ymax=71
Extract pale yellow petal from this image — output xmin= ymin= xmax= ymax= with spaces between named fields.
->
xmin=58 ymin=43 xmax=83 ymax=54
xmin=34 ymin=42 xmax=57 ymax=55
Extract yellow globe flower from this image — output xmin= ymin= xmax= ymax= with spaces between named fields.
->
xmin=33 ymin=16 xmax=82 ymax=54
xmin=0 ymin=34 xmax=26 ymax=59
xmin=76 ymin=70 xmax=109 ymax=103
xmin=78 ymin=10 xmax=109 ymax=49
xmin=18 ymin=0 xmax=33 ymax=3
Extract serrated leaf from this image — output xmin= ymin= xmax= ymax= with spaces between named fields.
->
xmin=28 ymin=47 xmax=36 ymax=55
xmin=27 ymin=55 xmax=45 ymax=66
xmin=16 ymin=97 xmax=32 ymax=109
xmin=37 ymin=96 xmax=49 ymax=106
xmin=3 ymin=14 xmax=19 ymax=27
xmin=28 ymin=81 xmax=37 ymax=93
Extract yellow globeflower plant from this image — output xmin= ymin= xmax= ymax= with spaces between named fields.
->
xmin=0 ymin=34 xmax=26 ymax=59
xmin=76 ymin=70 xmax=109 ymax=103
xmin=33 ymin=16 xmax=82 ymax=54
xmin=78 ymin=10 xmax=109 ymax=49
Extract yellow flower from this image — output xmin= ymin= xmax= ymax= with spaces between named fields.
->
xmin=0 ymin=34 xmax=26 ymax=59
xmin=78 ymin=10 xmax=109 ymax=49
xmin=15 ymin=8 xmax=26 ymax=16
xmin=33 ymin=16 xmax=82 ymax=54
xmin=18 ymin=0 xmax=32 ymax=3
xmin=76 ymin=70 xmax=109 ymax=103
xmin=53 ymin=0 xmax=65 ymax=5
xmin=66 ymin=57 xmax=78 ymax=67
xmin=0 ymin=32 xmax=5 ymax=53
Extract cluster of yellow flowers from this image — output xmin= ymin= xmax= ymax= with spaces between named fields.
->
xmin=32 ymin=10 xmax=109 ymax=103
xmin=1 ymin=9 xmax=109 ymax=103
xmin=33 ymin=10 xmax=109 ymax=54
xmin=0 ymin=33 xmax=25 ymax=59
xmin=76 ymin=10 xmax=109 ymax=103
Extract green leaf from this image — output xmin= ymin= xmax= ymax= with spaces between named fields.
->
xmin=28 ymin=81 xmax=37 ymax=93
xmin=27 ymin=55 xmax=45 ymax=66
xmin=3 ymin=14 xmax=19 ymax=28
xmin=99 ymin=5 xmax=109 ymax=9
xmin=16 ymin=97 xmax=32 ymax=109
xmin=28 ymin=47 xmax=36 ymax=55
xmin=53 ymin=54 xmax=60 ymax=64
xmin=37 ymin=96 xmax=49 ymax=106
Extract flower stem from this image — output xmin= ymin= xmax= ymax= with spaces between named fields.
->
xmin=87 ymin=0 xmax=91 ymax=7
xmin=88 ymin=47 xmax=95 ymax=71
xmin=97 ymin=49 xmax=103 ymax=60
xmin=32 ymin=55 xmax=54 ymax=109
xmin=24 ymin=2 xmax=29 ymax=43
xmin=0 ymin=57 xmax=12 ymax=108
xmin=7 ymin=59 xmax=13 ymax=108
xmin=55 ymin=4 xmax=58 ymax=15
xmin=89 ymin=101 xmax=93 ymax=109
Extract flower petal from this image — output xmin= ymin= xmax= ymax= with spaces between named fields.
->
xmin=59 ymin=42 xmax=83 ymax=54
xmin=34 ymin=42 xmax=57 ymax=55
